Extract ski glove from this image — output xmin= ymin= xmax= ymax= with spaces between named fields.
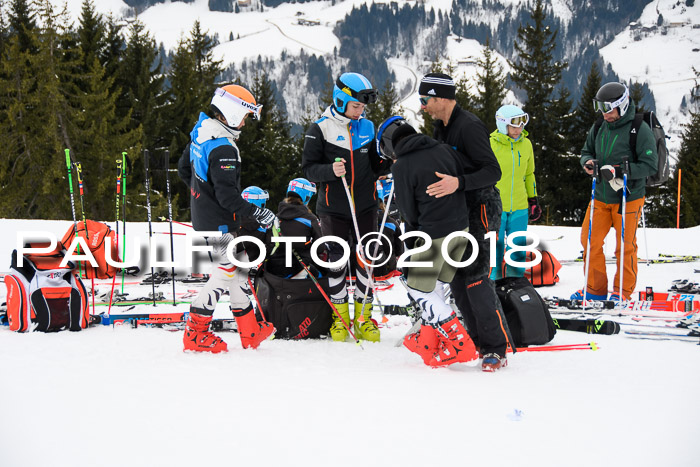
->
xmin=600 ymin=165 xmax=624 ymax=192
xmin=528 ymin=197 xmax=542 ymax=222
xmin=251 ymin=206 xmax=276 ymax=229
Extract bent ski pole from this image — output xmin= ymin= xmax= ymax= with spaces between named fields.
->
xmin=292 ymin=249 xmax=362 ymax=348
xmin=582 ymin=159 xmax=598 ymax=313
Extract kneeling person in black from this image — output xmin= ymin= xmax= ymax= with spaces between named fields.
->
xmin=378 ymin=116 xmax=479 ymax=368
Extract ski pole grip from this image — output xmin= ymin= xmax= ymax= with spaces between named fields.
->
xmin=144 ymin=149 xmax=150 ymax=171
xmin=334 ymin=157 xmax=345 ymax=177
xmin=621 ymin=156 xmax=629 ymax=175
xmin=587 ymin=159 xmax=598 ymax=179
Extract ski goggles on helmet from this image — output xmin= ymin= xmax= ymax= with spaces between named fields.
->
xmin=335 ymin=78 xmax=378 ymax=105
xmin=214 ymin=87 xmax=263 ymax=120
xmin=497 ymin=113 xmax=529 ymax=128
xmin=593 ymin=88 xmax=629 ymax=114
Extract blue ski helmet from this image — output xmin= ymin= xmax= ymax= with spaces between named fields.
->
xmin=242 ymin=186 xmax=269 ymax=208
xmin=376 ymin=178 xmax=393 ymax=203
xmin=333 ymin=72 xmax=378 ymax=114
xmin=495 ymin=104 xmax=529 ymax=135
xmin=376 ymin=115 xmax=416 ymax=160
xmin=287 ymin=178 xmax=316 ymax=205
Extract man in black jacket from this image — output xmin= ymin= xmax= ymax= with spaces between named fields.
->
xmin=418 ymin=72 xmax=510 ymax=372
xmin=378 ymin=116 xmax=479 ymax=368
xmin=178 ymin=85 xmax=276 ymax=353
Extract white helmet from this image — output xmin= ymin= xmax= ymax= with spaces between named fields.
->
xmin=210 ymin=84 xmax=262 ymax=129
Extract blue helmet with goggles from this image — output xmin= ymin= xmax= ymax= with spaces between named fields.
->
xmin=495 ymin=104 xmax=529 ymax=135
xmin=287 ymin=178 xmax=316 ymax=205
xmin=333 ymin=72 xmax=378 ymax=114
xmin=242 ymin=186 xmax=269 ymax=208
xmin=593 ymin=82 xmax=629 ymax=116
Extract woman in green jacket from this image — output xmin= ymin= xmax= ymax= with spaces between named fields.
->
xmin=489 ymin=105 xmax=540 ymax=280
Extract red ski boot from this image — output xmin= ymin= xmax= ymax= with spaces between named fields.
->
xmin=183 ymin=310 xmax=228 ymax=353
xmin=429 ymin=314 xmax=479 ymax=368
xmin=403 ymin=324 xmax=439 ymax=365
xmin=233 ymin=305 xmax=275 ymax=349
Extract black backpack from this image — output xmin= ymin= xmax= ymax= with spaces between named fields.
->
xmin=495 ymin=277 xmax=556 ymax=347
xmin=593 ymin=111 xmax=669 ymax=187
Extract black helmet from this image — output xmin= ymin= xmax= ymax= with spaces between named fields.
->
xmin=593 ymin=82 xmax=629 ymax=116
xmin=376 ymin=116 xmax=416 ymax=160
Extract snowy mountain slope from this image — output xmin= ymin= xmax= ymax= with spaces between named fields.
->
xmin=53 ymin=0 xmax=700 ymax=130
xmin=1 ymin=218 xmax=700 ymax=467
xmin=600 ymin=0 xmax=700 ymax=137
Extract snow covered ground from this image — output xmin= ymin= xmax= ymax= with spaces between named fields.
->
xmin=1 ymin=219 xmax=699 ymax=466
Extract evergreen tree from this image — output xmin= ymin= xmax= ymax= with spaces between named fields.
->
xmin=237 ymin=72 xmax=302 ymax=208
xmin=570 ymin=61 xmax=602 ymax=156
xmin=646 ymin=71 xmax=700 ymax=228
xmin=77 ymin=0 xmax=104 ymax=71
xmin=7 ymin=0 xmax=35 ymax=52
xmin=365 ymin=78 xmax=403 ymax=127
xmin=118 ymin=20 xmax=166 ymax=152
xmin=473 ymin=37 xmax=507 ymax=133
xmin=629 ymin=81 xmax=649 ymax=113
xmin=0 ymin=1 xmax=78 ymax=218
xmin=509 ymin=0 xmax=575 ymax=224
xmin=165 ymin=20 xmax=223 ymax=217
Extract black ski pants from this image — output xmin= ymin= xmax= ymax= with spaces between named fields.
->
xmin=450 ymin=187 xmax=511 ymax=356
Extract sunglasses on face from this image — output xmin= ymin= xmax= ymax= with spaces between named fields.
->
xmin=419 ymin=96 xmax=432 ymax=106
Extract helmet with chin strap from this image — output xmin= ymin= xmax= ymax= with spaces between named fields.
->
xmin=333 ymin=72 xmax=378 ymax=114
xmin=210 ymin=84 xmax=262 ymax=129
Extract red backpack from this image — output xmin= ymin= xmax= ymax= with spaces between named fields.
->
xmin=524 ymin=249 xmax=562 ymax=287
xmin=61 ymin=220 xmax=120 ymax=279
xmin=5 ymin=242 xmax=89 ymax=332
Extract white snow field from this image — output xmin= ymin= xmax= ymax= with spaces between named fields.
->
xmin=1 ymin=219 xmax=699 ymax=467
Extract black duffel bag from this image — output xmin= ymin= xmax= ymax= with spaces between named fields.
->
xmin=255 ymin=270 xmax=333 ymax=340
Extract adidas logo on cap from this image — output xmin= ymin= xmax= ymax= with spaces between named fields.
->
xmin=428 ymin=89 xmax=437 ymax=96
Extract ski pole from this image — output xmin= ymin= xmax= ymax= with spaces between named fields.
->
xmin=74 ymin=161 xmax=96 ymax=317
xmin=163 ymin=150 xmax=177 ymax=306
xmin=514 ymin=342 xmax=600 ymax=352
xmin=618 ymin=156 xmax=630 ymax=307
xmin=108 ymin=158 xmax=123 ymax=316
xmin=64 ymin=150 xmax=81 ymax=279
xmin=358 ymin=177 xmax=396 ymax=322
xmin=582 ymin=159 xmax=598 ymax=313
xmin=120 ymin=152 xmax=127 ymax=294
xmin=333 ymin=157 xmax=379 ymax=320
xmin=144 ymin=149 xmax=156 ymax=307
xmin=247 ymin=276 xmax=268 ymax=322
xmin=292 ymin=248 xmax=362 ymax=348
xmin=641 ymin=204 xmax=650 ymax=267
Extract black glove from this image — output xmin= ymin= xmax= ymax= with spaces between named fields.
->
xmin=528 ymin=197 xmax=542 ymax=222
xmin=251 ymin=206 xmax=275 ymax=229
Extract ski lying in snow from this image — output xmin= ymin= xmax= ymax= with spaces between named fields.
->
xmin=624 ymin=329 xmax=700 ymax=342
xmin=552 ymin=318 xmax=620 ymax=335
xmin=545 ymin=298 xmax=699 ymax=314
